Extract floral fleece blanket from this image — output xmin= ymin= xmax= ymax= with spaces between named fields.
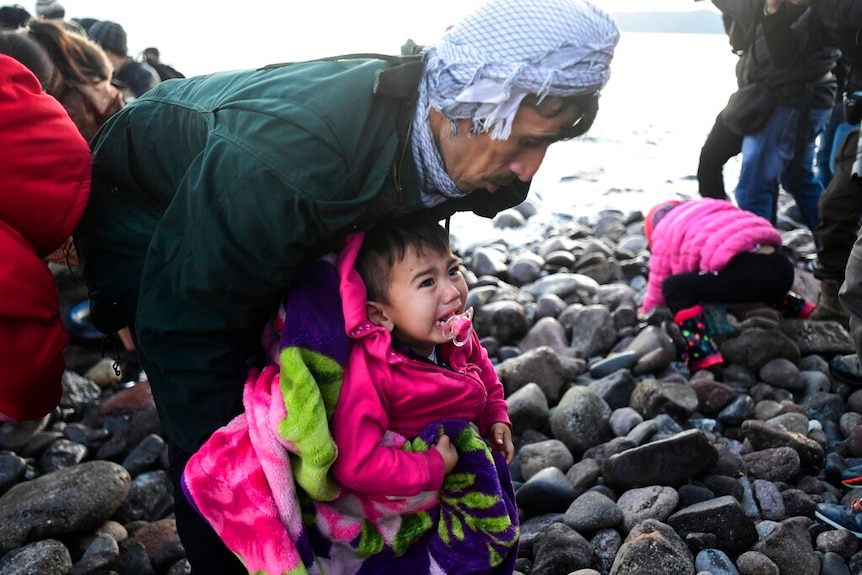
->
xmin=181 ymin=258 xmax=519 ymax=574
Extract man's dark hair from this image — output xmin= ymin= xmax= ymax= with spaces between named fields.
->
xmin=355 ymin=215 xmax=452 ymax=303
xmin=523 ymin=92 xmax=599 ymax=140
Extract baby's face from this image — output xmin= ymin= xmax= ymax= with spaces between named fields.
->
xmin=375 ymin=246 xmax=468 ymax=357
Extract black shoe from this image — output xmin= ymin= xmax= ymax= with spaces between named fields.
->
xmin=815 ymin=501 xmax=862 ymax=538
xmin=830 ymin=354 xmax=862 ymax=386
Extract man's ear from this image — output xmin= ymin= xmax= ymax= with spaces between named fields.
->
xmin=366 ymin=301 xmax=394 ymax=331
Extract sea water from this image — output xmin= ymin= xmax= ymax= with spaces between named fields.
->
xmin=449 ymin=32 xmax=740 ymax=249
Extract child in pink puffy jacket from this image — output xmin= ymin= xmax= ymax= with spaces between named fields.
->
xmin=643 ymin=198 xmax=814 ymax=371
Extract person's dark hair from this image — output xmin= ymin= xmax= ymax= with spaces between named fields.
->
xmin=25 ymin=19 xmax=112 ymax=89
xmin=355 ymin=215 xmax=452 ymax=303
xmin=142 ymin=46 xmax=159 ymax=60
xmin=0 ymin=30 xmax=57 ymax=89
xmin=0 ymin=4 xmax=31 ymax=30
xmin=523 ymin=92 xmax=599 ymax=140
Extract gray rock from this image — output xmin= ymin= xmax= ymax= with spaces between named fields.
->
xmin=563 ymin=490 xmax=622 ymax=531
xmin=720 ymin=328 xmax=800 ymax=372
xmin=0 ymin=460 xmax=131 ymax=552
xmin=742 ymin=448 xmax=801 ymax=482
xmin=740 ymin=419 xmax=824 ymax=467
xmin=695 ymin=548 xmax=739 ymax=575
xmin=566 ymin=458 xmax=601 ymax=491
xmin=549 ymin=386 xmax=612 ymax=457
xmin=617 ymin=485 xmax=679 ymax=532
xmin=497 ymin=347 xmax=566 ymax=404
xmin=609 ymin=519 xmax=695 ymax=575
xmin=735 ymin=550 xmax=779 ymax=575
xmin=519 ymin=440 xmax=575 ymax=481
xmin=667 ymin=495 xmax=759 ymax=554
xmin=629 ymin=378 xmax=699 ymax=420
xmin=69 ymin=532 xmax=119 ymax=575
xmin=516 ymin=467 xmax=579 ymax=516
xmin=519 ymin=317 xmax=570 ymax=355
xmin=752 ymin=479 xmax=785 ymax=521
xmin=588 ymin=369 xmax=637 ymax=410
xmin=524 ymin=273 xmax=599 ymax=304
xmin=568 ymin=305 xmax=618 ymax=358
xmin=0 ymin=539 xmax=72 ymax=575
xmin=589 ymin=528 xmax=622 ymax=575
xmin=752 ymin=517 xmax=819 ymax=575
xmin=604 ymin=429 xmax=717 ymax=489
xmin=609 ymin=407 xmax=643 ymax=437
xmin=779 ymin=319 xmax=854 ymax=356
xmin=589 ymin=352 xmax=639 ymax=379
xmin=531 ymin=522 xmax=594 ymax=575
xmin=507 ymin=383 xmax=550 ymax=434
xmin=758 ymin=358 xmax=804 ymax=392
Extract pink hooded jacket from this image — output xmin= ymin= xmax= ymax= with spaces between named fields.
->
xmin=642 ymin=198 xmax=783 ymax=313
xmin=330 ymin=232 xmax=510 ymax=498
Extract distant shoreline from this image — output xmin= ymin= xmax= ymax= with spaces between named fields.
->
xmin=611 ymin=9 xmax=724 ymax=34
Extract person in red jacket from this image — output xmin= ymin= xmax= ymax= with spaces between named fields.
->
xmin=0 ymin=54 xmax=91 ymax=421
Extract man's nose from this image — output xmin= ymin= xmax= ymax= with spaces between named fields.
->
xmin=509 ymin=148 xmax=548 ymax=182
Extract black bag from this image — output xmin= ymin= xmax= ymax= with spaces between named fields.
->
xmin=721 ymin=82 xmax=777 ymax=136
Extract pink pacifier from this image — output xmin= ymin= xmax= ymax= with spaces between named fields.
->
xmin=441 ymin=307 xmax=474 ymax=347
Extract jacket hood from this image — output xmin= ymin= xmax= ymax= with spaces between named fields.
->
xmin=337 ymin=231 xmax=394 ymax=358
xmin=0 ymin=55 xmax=92 ymax=257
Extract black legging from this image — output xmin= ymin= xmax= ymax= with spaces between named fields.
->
xmin=661 ymin=251 xmax=795 ymax=314
xmin=168 ymin=441 xmax=248 ymax=574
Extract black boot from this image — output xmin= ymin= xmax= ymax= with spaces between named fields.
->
xmin=777 ymin=291 xmax=815 ymax=319
xmin=674 ymin=305 xmax=723 ymax=371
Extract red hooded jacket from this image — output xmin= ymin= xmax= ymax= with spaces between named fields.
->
xmin=0 ymin=55 xmax=92 ymax=420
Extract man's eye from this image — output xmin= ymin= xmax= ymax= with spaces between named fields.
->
xmin=420 ymin=278 xmax=434 ymax=288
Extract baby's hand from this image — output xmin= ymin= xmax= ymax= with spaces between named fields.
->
xmin=488 ymin=422 xmax=514 ymax=463
xmin=434 ymin=434 xmax=459 ymax=475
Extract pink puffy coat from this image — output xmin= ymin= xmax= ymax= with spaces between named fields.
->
xmin=330 ymin=232 xmax=510 ymax=498
xmin=642 ymin=198 xmax=783 ymax=313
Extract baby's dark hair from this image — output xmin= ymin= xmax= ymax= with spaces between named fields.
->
xmin=355 ymin=215 xmax=452 ymax=304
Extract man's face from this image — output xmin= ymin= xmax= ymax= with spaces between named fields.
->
xmin=430 ymin=99 xmax=584 ymax=193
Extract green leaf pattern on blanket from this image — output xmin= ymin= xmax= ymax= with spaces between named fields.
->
xmin=278 ymin=347 xmax=343 ymax=501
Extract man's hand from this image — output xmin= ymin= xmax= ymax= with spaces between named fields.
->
xmin=488 ymin=422 xmax=515 ymax=464
xmin=434 ymin=434 xmax=459 ymax=475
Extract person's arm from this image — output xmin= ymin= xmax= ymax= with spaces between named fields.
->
xmin=331 ymin=352 xmax=446 ymax=497
xmin=814 ymin=0 xmax=862 ymax=29
xmin=712 ymin=0 xmax=763 ymax=24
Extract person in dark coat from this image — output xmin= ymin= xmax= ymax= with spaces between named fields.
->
xmin=142 ymin=46 xmax=184 ymax=80
xmin=87 ymin=20 xmax=158 ymax=98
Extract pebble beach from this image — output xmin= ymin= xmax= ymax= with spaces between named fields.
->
xmin=1 ymin=197 xmax=861 ymax=575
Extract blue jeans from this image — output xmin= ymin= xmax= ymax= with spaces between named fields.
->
xmin=734 ymin=105 xmax=832 ymax=233
xmin=816 ymin=98 xmax=854 ymax=188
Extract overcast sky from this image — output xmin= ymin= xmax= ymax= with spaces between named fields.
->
xmin=59 ymin=0 xmax=718 ymax=76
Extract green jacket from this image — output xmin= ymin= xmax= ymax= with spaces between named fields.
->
xmin=76 ymin=55 xmax=529 ymax=452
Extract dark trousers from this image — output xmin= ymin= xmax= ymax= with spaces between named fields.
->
xmin=815 ymin=128 xmax=862 ymax=282
xmin=697 ymin=112 xmax=742 ymax=201
xmin=168 ymin=441 xmax=248 ymax=574
xmin=662 ymin=251 xmax=795 ymax=314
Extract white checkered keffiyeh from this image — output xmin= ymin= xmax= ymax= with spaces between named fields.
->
xmin=412 ymin=0 xmax=620 ymax=205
